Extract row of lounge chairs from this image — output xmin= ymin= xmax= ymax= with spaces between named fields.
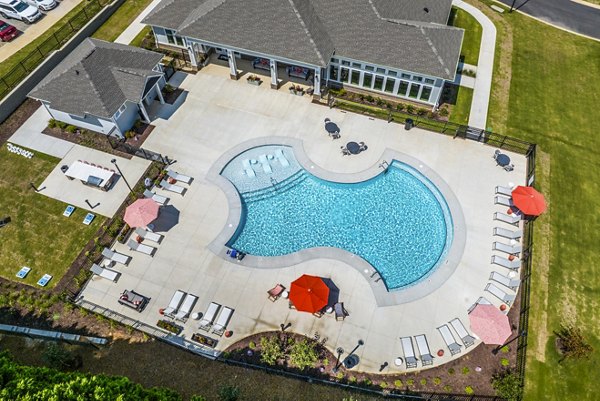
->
xmin=159 ymin=169 xmax=193 ymax=195
xmin=127 ymin=228 xmax=164 ymax=257
xmin=198 ymin=302 xmax=234 ymax=336
xmin=164 ymin=289 xmax=198 ymax=321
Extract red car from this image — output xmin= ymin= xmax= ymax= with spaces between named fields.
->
xmin=0 ymin=20 xmax=18 ymax=42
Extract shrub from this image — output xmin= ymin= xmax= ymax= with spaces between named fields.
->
xmin=48 ymin=119 xmax=58 ymax=128
xmin=190 ymin=396 xmax=207 ymax=401
xmin=218 ymin=385 xmax=240 ymax=401
xmin=248 ymin=341 xmax=256 ymax=350
xmin=289 ymin=338 xmax=318 ymax=370
xmin=376 ymin=97 xmax=385 ymax=106
xmin=492 ymin=371 xmax=522 ymax=401
xmin=65 ymin=125 xmax=78 ymax=133
xmin=443 ymin=385 xmax=452 ymax=392
xmin=336 ymin=372 xmax=344 ymax=380
xmin=362 ymin=378 xmax=372 ymax=386
xmin=42 ymin=343 xmax=80 ymax=370
xmin=427 ymin=111 xmax=436 ymax=119
xmin=396 ymin=103 xmax=405 ymax=111
xmin=555 ymin=324 xmax=593 ymax=361
xmin=420 ymin=378 xmax=427 ymax=385
xmin=259 ymin=336 xmax=283 ymax=366
xmin=416 ymin=108 xmax=427 ymax=116
xmin=57 ymin=121 xmax=68 ymax=129
xmin=438 ymin=107 xmax=449 ymax=117
xmin=465 ymin=386 xmax=474 ymax=395
xmin=379 ymin=381 xmax=388 ymax=389
xmin=462 ymin=366 xmax=470 ymax=375
xmin=406 ymin=379 xmax=414 ymax=386
xmin=501 ymin=346 xmax=510 ymax=353
xmin=163 ymin=83 xmax=175 ymax=93
xmin=448 ymin=367 xmax=455 ymax=375
xmin=321 ymin=358 xmax=329 ymax=366
xmin=433 ymin=377 xmax=441 ymax=385
xmin=394 ymin=379 xmax=403 ymax=388
xmin=406 ymin=104 xmax=415 ymax=114
xmin=501 ymin=358 xmax=510 ymax=366
xmin=365 ymin=94 xmax=374 ymax=103
xmin=125 ymin=130 xmax=136 ymax=139
xmin=349 ymin=376 xmax=357 ymax=383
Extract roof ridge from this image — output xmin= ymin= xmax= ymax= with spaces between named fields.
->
xmin=419 ymin=26 xmax=451 ymax=79
xmin=179 ymin=0 xmax=226 ymax=31
xmin=287 ymin=0 xmax=330 ymax=66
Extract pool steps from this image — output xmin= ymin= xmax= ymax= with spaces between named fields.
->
xmin=241 ymin=170 xmax=307 ymax=203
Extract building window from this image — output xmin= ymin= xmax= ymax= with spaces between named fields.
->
xmin=413 ymin=76 xmax=423 ymax=82
xmin=362 ymin=73 xmax=373 ymax=88
xmin=365 ymin=65 xmax=374 ymax=72
xmin=352 ymin=62 xmax=361 ymax=68
xmin=374 ymin=76 xmax=384 ymax=91
xmin=401 ymin=73 xmax=411 ymax=79
xmin=409 ymin=83 xmax=421 ymax=98
xmin=350 ymin=70 xmax=360 ymax=85
xmin=165 ymin=29 xmax=184 ymax=46
xmin=114 ymin=104 xmax=126 ymax=119
xmin=420 ymin=86 xmax=432 ymax=101
xmin=384 ymin=78 xmax=395 ymax=93
xmin=340 ymin=68 xmax=349 ymax=82
xmin=425 ymin=78 xmax=435 ymax=84
xmin=331 ymin=58 xmax=339 ymax=64
xmin=341 ymin=60 xmax=350 ymax=66
xmin=329 ymin=65 xmax=339 ymax=81
xmin=388 ymin=71 xmax=398 ymax=77
xmin=376 ymin=67 xmax=385 ymax=74
xmin=398 ymin=81 xmax=409 ymax=96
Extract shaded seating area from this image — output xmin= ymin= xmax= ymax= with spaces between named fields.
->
xmin=334 ymin=302 xmax=349 ymax=321
xmin=118 ymin=290 xmax=149 ymax=312
xmin=267 ymin=284 xmax=286 ymax=301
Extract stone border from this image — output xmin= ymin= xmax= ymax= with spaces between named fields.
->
xmin=205 ymin=137 xmax=466 ymax=306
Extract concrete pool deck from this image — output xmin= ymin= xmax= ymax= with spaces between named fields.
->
xmin=78 ymin=66 xmax=527 ymax=373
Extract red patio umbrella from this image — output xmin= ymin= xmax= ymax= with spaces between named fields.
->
xmin=124 ymin=198 xmax=160 ymax=228
xmin=289 ymin=274 xmax=329 ymax=313
xmin=511 ymin=186 xmax=546 ymax=216
xmin=469 ymin=304 xmax=511 ymax=345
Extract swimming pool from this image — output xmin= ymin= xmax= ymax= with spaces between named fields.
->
xmin=221 ymin=146 xmax=453 ymax=290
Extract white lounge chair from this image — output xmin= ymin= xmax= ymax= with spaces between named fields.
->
xmin=242 ymin=159 xmax=256 ymax=178
xmin=160 ymin=180 xmax=186 ymax=194
xmin=175 ymin=293 xmax=198 ymax=321
xmin=275 ymin=149 xmax=290 ymax=167
xmin=493 ymin=227 xmax=522 ymax=240
xmin=258 ymin=154 xmax=272 ymax=174
xmin=102 ymin=248 xmax=131 ymax=266
xmin=127 ymin=239 xmax=156 ymax=256
xmin=491 ymin=255 xmax=521 ymax=270
xmin=167 ymin=169 xmax=193 ymax=184
xmin=163 ymin=290 xmax=186 ymax=316
xmin=467 ymin=296 xmax=493 ymax=313
xmin=485 ymin=283 xmax=516 ymax=305
xmin=437 ymin=325 xmax=461 ymax=356
xmin=490 ymin=271 xmax=520 ymax=290
xmin=198 ymin=302 xmax=221 ymax=331
xmin=493 ymin=241 xmax=522 ymax=255
xmin=494 ymin=195 xmax=512 ymax=207
xmin=494 ymin=212 xmax=521 ymax=225
xmin=212 ymin=306 xmax=234 ymax=336
xmin=135 ymin=227 xmax=163 ymax=244
xmin=415 ymin=334 xmax=434 ymax=366
xmin=450 ymin=318 xmax=475 ymax=348
xmin=143 ymin=189 xmax=168 ymax=206
xmin=90 ymin=263 xmax=119 ymax=282
xmin=495 ymin=186 xmax=513 ymax=196
xmin=400 ymin=336 xmax=418 ymax=368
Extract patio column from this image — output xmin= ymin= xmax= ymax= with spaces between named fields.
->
xmin=138 ymin=102 xmax=151 ymax=123
xmin=227 ymin=49 xmax=238 ymax=80
xmin=154 ymin=81 xmax=165 ymax=105
xmin=186 ymin=43 xmax=198 ymax=70
xmin=270 ymin=59 xmax=278 ymax=89
xmin=313 ymin=67 xmax=322 ymax=99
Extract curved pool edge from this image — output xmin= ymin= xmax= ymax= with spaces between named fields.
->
xmin=205 ymin=136 xmax=467 ymax=306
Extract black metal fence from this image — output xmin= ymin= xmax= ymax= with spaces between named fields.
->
xmin=0 ymin=0 xmax=110 ymax=100
xmin=107 ymin=136 xmax=169 ymax=163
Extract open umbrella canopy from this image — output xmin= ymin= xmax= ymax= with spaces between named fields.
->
xmin=124 ymin=198 xmax=160 ymax=228
xmin=469 ymin=304 xmax=512 ymax=345
xmin=511 ymin=186 xmax=546 ymax=216
xmin=289 ymin=274 xmax=329 ymax=313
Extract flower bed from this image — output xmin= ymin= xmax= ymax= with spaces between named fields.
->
xmin=156 ymin=319 xmax=183 ymax=335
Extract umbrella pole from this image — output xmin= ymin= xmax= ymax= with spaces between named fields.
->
xmin=492 ymin=330 xmax=526 ymax=354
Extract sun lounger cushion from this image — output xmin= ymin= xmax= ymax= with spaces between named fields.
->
xmin=163 ymin=290 xmax=186 ymax=316
xmin=400 ymin=337 xmax=418 ymax=368
xmin=143 ymin=189 xmax=168 ymax=205
xmin=127 ymin=239 xmax=156 ymax=256
xmin=199 ymin=302 xmax=221 ymax=331
xmin=160 ymin=180 xmax=185 ymax=194
xmin=135 ymin=227 xmax=163 ymax=244
xmin=212 ymin=307 xmax=234 ymax=336
xmin=90 ymin=263 xmax=119 ymax=282
xmin=101 ymin=247 xmax=131 ymax=265
xmin=175 ymin=293 xmax=198 ymax=321
xmin=450 ymin=318 xmax=475 ymax=348
xmin=167 ymin=170 xmax=193 ymax=184
xmin=415 ymin=335 xmax=434 ymax=366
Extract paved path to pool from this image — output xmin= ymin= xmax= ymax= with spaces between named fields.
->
xmin=79 ymin=67 xmax=527 ymax=374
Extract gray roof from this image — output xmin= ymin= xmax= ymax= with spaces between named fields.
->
xmin=143 ymin=0 xmax=462 ymax=79
xmin=29 ymin=38 xmax=164 ymax=119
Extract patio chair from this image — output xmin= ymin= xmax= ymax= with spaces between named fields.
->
xmin=495 ymin=186 xmax=513 ymax=196
xmin=143 ymin=189 xmax=168 ymax=206
xmin=491 ymin=255 xmax=521 ymax=270
xmin=450 ymin=318 xmax=475 ymax=348
xmin=127 ymin=239 xmax=156 ymax=256
xmin=163 ymin=290 xmax=186 ymax=316
xmin=275 ymin=149 xmax=290 ymax=167
xmin=90 ymin=263 xmax=119 ymax=282
xmin=493 ymin=212 xmax=521 ymax=225
xmin=212 ymin=306 xmax=234 ymax=336
xmin=267 ymin=284 xmax=285 ymax=301
xmin=415 ymin=334 xmax=434 ymax=366
xmin=334 ymin=302 xmax=349 ymax=321
xmin=175 ymin=293 xmax=198 ymax=321
xmin=135 ymin=227 xmax=163 ymax=244
xmin=400 ymin=337 xmax=418 ymax=368
xmin=504 ymin=164 xmax=515 ymax=172
xmin=493 ymin=149 xmax=500 ymax=160
xmin=493 ymin=241 xmax=522 ymax=256
xmin=160 ymin=180 xmax=186 ymax=194
xmin=437 ymin=325 xmax=462 ymax=356
xmin=490 ymin=271 xmax=520 ymax=290
xmin=258 ymin=154 xmax=272 ymax=174
xmin=242 ymin=159 xmax=256 ymax=178
xmin=485 ymin=283 xmax=516 ymax=305
xmin=198 ymin=302 xmax=221 ymax=331
xmin=494 ymin=195 xmax=512 ymax=207
xmin=493 ymin=227 xmax=522 ymax=240
xmin=102 ymin=247 xmax=131 ymax=266
xmin=467 ymin=296 xmax=492 ymax=313
xmin=167 ymin=169 xmax=193 ymax=184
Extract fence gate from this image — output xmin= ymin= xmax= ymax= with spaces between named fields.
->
xmin=107 ymin=136 xmax=168 ymax=164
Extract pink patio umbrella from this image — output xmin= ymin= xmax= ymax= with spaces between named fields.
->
xmin=124 ymin=198 xmax=160 ymax=228
xmin=469 ymin=304 xmax=512 ymax=345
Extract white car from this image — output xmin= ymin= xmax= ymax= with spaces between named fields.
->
xmin=0 ymin=0 xmax=41 ymax=23
xmin=24 ymin=0 xmax=56 ymax=11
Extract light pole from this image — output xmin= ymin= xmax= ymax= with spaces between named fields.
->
xmin=111 ymin=158 xmax=133 ymax=194
xmin=332 ymin=347 xmax=344 ymax=373
xmin=493 ymin=330 xmax=527 ymax=355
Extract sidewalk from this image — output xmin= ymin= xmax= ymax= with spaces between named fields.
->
xmin=9 ymin=107 xmax=74 ymax=158
xmin=114 ymin=0 xmax=162 ymax=45
xmin=452 ymin=0 xmax=496 ymax=129
xmin=0 ymin=0 xmax=83 ymax=63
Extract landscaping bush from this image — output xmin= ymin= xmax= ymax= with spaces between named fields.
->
xmin=555 ymin=323 xmax=593 ymax=361
xmin=465 ymin=385 xmax=474 ymax=395
xmin=57 ymin=121 xmax=68 ymax=129
xmin=416 ymin=108 xmax=428 ymax=116
xmin=406 ymin=379 xmax=414 ymax=386
xmin=48 ymin=119 xmax=58 ymax=128
xmin=288 ymin=338 xmax=318 ymax=370
xmin=125 ymin=130 xmax=136 ymax=139
xmin=492 ymin=370 xmax=522 ymax=401
xmin=448 ymin=367 xmax=455 ymax=375
xmin=379 ymin=381 xmax=388 ymax=389
xmin=462 ymin=366 xmax=470 ymax=375
xmin=41 ymin=343 xmax=81 ymax=370
xmin=248 ymin=341 xmax=256 ymax=350
xmin=501 ymin=358 xmax=510 ymax=366
xmin=438 ymin=107 xmax=449 ymax=117
xmin=65 ymin=125 xmax=78 ymax=133
xmin=394 ymin=379 xmax=403 ymax=388
xmin=406 ymin=104 xmax=415 ymax=114
xmin=218 ymin=385 xmax=239 ymax=401
xmin=259 ymin=336 xmax=283 ymax=366
xmin=433 ymin=377 xmax=442 ymax=385
xmin=396 ymin=103 xmax=405 ymax=111
xmin=420 ymin=378 xmax=427 ymax=385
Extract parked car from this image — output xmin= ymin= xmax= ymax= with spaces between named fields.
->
xmin=23 ymin=0 xmax=56 ymax=11
xmin=0 ymin=0 xmax=42 ymax=23
xmin=0 ymin=19 xmax=17 ymax=41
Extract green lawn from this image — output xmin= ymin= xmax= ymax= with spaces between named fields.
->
xmin=449 ymin=86 xmax=473 ymax=125
xmin=482 ymin=4 xmax=600 ymax=401
xmin=0 ymin=147 xmax=101 ymax=288
xmin=449 ymin=7 xmax=483 ymax=65
xmin=92 ymin=0 xmax=154 ymax=42
xmin=129 ymin=25 xmax=151 ymax=46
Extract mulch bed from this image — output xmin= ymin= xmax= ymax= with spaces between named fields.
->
xmin=42 ymin=127 xmax=133 ymax=159
xmin=0 ymin=99 xmax=41 ymax=145
xmin=162 ymin=88 xmax=184 ymax=105
xmin=124 ymin=122 xmax=154 ymax=148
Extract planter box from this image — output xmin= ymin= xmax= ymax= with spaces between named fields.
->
xmin=247 ymin=80 xmax=262 ymax=86
xmin=192 ymin=333 xmax=218 ymax=348
xmin=157 ymin=319 xmax=183 ymax=335
xmin=289 ymin=89 xmax=304 ymax=96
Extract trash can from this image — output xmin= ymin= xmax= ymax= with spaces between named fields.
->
xmin=405 ymin=118 xmax=414 ymax=130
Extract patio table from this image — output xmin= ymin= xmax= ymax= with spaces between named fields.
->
xmin=347 ymin=142 xmax=360 ymax=154
xmin=497 ymin=154 xmax=510 ymax=167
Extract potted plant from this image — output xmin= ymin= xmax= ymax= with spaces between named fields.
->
xmin=157 ymin=319 xmax=183 ymax=334
xmin=289 ymin=85 xmax=304 ymax=96
xmin=246 ymin=74 xmax=262 ymax=86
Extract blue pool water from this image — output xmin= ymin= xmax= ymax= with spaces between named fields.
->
xmin=223 ymin=152 xmax=453 ymax=290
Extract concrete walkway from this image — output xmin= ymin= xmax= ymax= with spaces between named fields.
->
xmin=453 ymin=0 xmax=496 ymax=130
xmin=114 ymin=0 xmax=162 ymax=45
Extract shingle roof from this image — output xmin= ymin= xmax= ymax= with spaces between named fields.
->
xmin=143 ymin=0 xmax=462 ymax=79
xmin=29 ymin=39 xmax=164 ymax=118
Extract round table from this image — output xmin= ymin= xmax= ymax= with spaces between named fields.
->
xmin=394 ymin=357 xmax=403 ymax=366
xmin=325 ymin=306 xmax=334 ymax=314
xmin=496 ymin=154 xmax=511 ymax=167
xmin=282 ymin=290 xmax=289 ymax=299
xmin=191 ymin=312 xmax=201 ymax=320
xmin=346 ymin=142 xmax=360 ymax=154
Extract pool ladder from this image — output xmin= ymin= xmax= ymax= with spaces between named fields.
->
xmin=270 ymin=177 xmax=278 ymax=188
xmin=379 ymin=160 xmax=389 ymax=173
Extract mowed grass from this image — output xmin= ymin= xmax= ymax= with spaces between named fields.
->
xmin=449 ymin=86 xmax=473 ymax=125
xmin=0 ymin=147 xmax=101 ymax=288
xmin=485 ymin=7 xmax=600 ymax=401
xmin=92 ymin=0 xmax=155 ymax=42
xmin=449 ymin=7 xmax=483 ymax=65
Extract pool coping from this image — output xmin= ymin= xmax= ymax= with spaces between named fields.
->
xmin=205 ymin=137 xmax=466 ymax=306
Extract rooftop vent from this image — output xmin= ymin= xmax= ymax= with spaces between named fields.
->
xmin=423 ymin=7 xmax=429 ymax=13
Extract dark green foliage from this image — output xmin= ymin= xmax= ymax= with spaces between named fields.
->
xmin=288 ymin=338 xmax=319 ymax=370
xmin=42 ymin=343 xmax=81 ymax=370
xmin=555 ymin=324 xmax=593 ymax=362
xmin=491 ymin=370 xmax=522 ymax=401
xmin=218 ymin=385 xmax=240 ymax=401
